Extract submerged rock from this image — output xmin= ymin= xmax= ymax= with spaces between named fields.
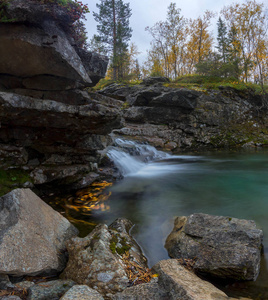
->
xmin=61 ymin=218 xmax=148 ymax=298
xmin=0 ymin=188 xmax=78 ymax=276
xmin=165 ymin=213 xmax=263 ymax=281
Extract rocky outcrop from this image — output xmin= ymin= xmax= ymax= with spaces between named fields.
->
xmin=1 ymin=0 xmax=108 ymax=90
xmin=0 ymin=0 xmax=124 ymax=191
xmin=100 ymin=81 xmax=268 ymax=152
xmin=60 ymin=218 xmax=148 ymax=298
xmin=0 ymin=188 xmax=78 ymax=276
xmin=165 ymin=213 xmax=263 ymax=281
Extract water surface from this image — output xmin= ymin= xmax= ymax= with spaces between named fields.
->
xmin=48 ymin=142 xmax=268 ymax=299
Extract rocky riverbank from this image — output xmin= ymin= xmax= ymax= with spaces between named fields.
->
xmin=0 ymin=188 xmax=263 ymax=299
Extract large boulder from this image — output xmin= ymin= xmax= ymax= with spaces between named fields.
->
xmin=60 ymin=218 xmax=148 ymax=298
xmin=165 ymin=213 xmax=263 ymax=281
xmin=0 ymin=188 xmax=78 ymax=276
xmin=152 ymin=259 xmax=229 ymax=300
xmin=0 ymin=0 xmax=108 ymax=91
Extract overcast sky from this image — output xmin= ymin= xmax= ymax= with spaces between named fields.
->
xmin=82 ymin=0 xmax=249 ymax=62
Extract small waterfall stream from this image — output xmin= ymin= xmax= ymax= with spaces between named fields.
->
xmin=106 ymin=138 xmax=172 ymax=176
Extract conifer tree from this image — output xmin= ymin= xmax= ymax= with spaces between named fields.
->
xmin=93 ymin=0 xmax=132 ymax=80
xmin=216 ymin=17 xmax=228 ymax=63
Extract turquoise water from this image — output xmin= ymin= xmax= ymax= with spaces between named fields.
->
xmin=96 ymin=151 xmax=268 ymax=299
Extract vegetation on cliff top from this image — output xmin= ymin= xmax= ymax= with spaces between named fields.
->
xmin=93 ymin=75 xmax=268 ymax=95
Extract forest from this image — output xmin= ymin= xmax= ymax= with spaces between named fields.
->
xmin=89 ymin=0 xmax=268 ymax=90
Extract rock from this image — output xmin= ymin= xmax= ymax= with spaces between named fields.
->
xmin=153 ymin=259 xmax=228 ymax=300
xmin=27 ymin=279 xmax=76 ymax=300
xmin=0 ymin=188 xmax=78 ymax=276
xmin=1 ymin=1 xmax=108 ymax=89
xmin=150 ymin=89 xmax=200 ymax=110
xmin=141 ymin=77 xmax=170 ymax=86
xmin=113 ymin=282 xmax=168 ymax=300
xmin=165 ymin=213 xmax=263 ymax=281
xmin=60 ymin=285 xmax=104 ymax=300
xmin=1 ymin=296 xmax=22 ymax=300
xmin=0 ymin=23 xmax=91 ymax=89
xmin=0 ymin=274 xmax=14 ymax=289
xmin=15 ymin=280 xmax=35 ymax=290
xmin=61 ymin=218 xmax=148 ymax=297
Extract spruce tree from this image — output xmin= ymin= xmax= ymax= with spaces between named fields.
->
xmin=93 ymin=0 xmax=132 ymax=80
xmin=216 ymin=17 xmax=228 ymax=63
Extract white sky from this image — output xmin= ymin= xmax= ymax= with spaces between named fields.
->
xmin=82 ymin=0 xmax=250 ymax=62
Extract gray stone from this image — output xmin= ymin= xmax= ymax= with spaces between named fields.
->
xmin=27 ymin=279 xmax=75 ymax=300
xmin=150 ymin=89 xmax=200 ymax=109
xmin=153 ymin=259 xmax=228 ymax=300
xmin=1 ymin=296 xmax=22 ymax=300
xmin=61 ymin=218 xmax=148 ymax=297
xmin=60 ymin=285 xmax=104 ymax=300
xmin=0 ymin=274 xmax=14 ymax=289
xmin=0 ymin=188 xmax=78 ymax=276
xmin=113 ymin=282 xmax=168 ymax=300
xmin=165 ymin=213 xmax=263 ymax=281
xmin=0 ymin=23 xmax=91 ymax=88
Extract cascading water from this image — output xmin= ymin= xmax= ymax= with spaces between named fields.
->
xmin=106 ymin=138 xmax=172 ymax=176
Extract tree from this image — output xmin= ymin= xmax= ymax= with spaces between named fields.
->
xmin=93 ymin=0 xmax=132 ymax=80
xmin=186 ymin=10 xmax=215 ymax=73
xmin=88 ymin=34 xmax=108 ymax=55
xmin=166 ymin=3 xmax=187 ymax=78
xmin=216 ymin=17 xmax=228 ymax=63
xmin=221 ymin=0 xmax=268 ymax=83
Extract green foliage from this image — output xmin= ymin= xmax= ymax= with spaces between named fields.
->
xmin=110 ymin=234 xmax=131 ymax=255
xmin=0 ymin=169 xmax=32 ymax=196
xmin=165 ymin=75 xmax=268 ymax=94
xmin=93 ymin=0 xmax=132 ymax=80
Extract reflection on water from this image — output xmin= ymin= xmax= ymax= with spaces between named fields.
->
xmin=47 ymin=145 xmax=268 ymax=299
xmin=47 ymin=181 xmax=112 ymax=235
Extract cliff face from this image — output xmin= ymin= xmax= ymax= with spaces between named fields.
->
xmin=99 ymin=79 xmax=268 ymax=151
xmin=0 ymin=0 xmax=123 ymax=191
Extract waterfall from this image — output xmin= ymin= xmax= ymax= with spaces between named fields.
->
xmin=106 ymin=138 xmax=171 ymax=176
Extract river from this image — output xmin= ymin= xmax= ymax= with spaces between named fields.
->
xmin=48 ymin=139 xmax=268 ymax=299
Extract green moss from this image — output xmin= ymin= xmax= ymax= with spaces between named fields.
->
xmin=0 ymin=168 xmax=32 ymax=196
xmin=110 ymin=234 xmax=131 ymax=256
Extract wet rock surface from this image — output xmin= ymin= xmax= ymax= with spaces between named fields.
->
xmin=60 ymin=218 xmax=148 ymax=298
xmin=0 ymin=188 xmax=78 ymax=276
xmin=165 ymin=213 xmax=263 ymax=281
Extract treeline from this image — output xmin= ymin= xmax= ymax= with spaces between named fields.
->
xmin=91 ymin=0 xmax=268 ymax=86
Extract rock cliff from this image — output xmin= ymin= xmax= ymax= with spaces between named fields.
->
xmin=0 ymin=0 xmax=123 ymax=192
xmin=99 ymin=79 xmax=268 ymax=152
